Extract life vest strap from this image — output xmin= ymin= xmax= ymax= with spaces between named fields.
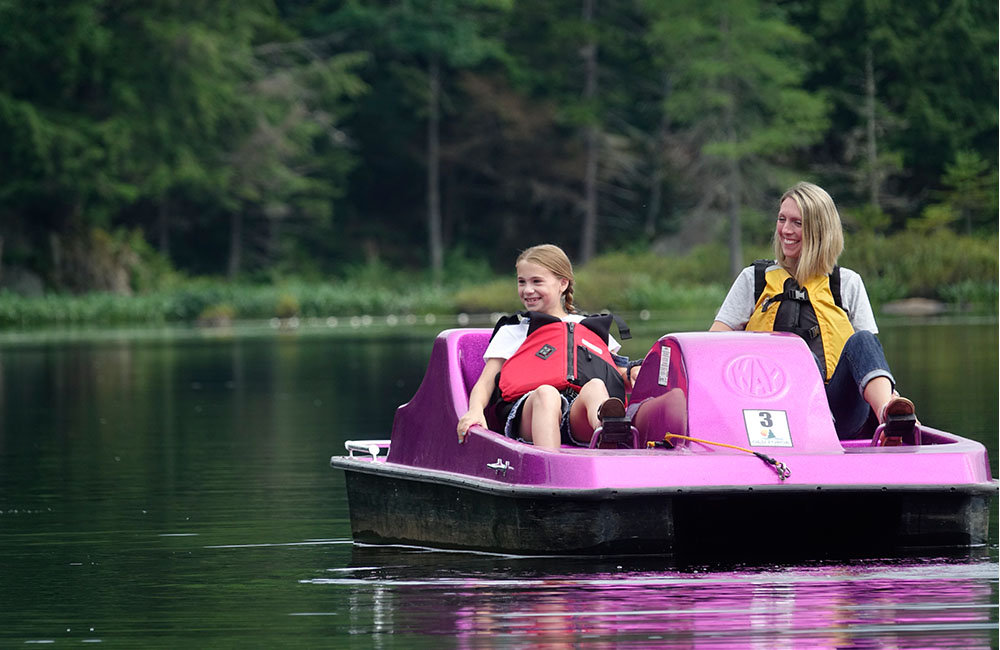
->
xmin=788 ymin=325 xmax=821 ymax=340
xmin=761 ymin=287 xmax=809 ymax=313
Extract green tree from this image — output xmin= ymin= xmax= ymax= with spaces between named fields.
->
xmin=498 ymin=0 xmax=658 ymax=263
xmin=0 ymin=1 xmax=367 ymax=285
xmin=318 ymin=0 xmax=511 ymax=282
xmin=930 ymin=150 xmax=999 ymax=235
xmin=0 ymin=0 xmax=130 ymax=273
xmin=790 ymin=0 xmax=998 ymax=227
xmin=642 ymin=0 xmax=829 ymax=276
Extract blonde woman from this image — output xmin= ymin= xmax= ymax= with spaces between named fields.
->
xmin=711 ymin=182 xmax=917 ymax=442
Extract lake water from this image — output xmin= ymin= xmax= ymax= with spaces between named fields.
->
xmin=0 ymin=317 xmax=996 ymax=648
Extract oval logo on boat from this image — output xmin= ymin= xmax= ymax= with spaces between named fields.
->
xmin=725 ymin=355 xmax=786 ymax=398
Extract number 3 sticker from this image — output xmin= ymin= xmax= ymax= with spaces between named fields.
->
xmin=743 ymin=409 xmax=792 ymax=447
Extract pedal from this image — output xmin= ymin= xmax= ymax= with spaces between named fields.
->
xmin=591 ymin=419 xmax=638 ymax=449
xmin=871 ymin=415 xmax=920 ymax=447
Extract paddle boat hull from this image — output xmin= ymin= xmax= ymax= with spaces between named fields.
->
xmin=331 ymin=329 xmax=996 ymax=556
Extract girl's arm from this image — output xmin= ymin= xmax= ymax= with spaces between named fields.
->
xmin=457 ymin=357 xmax=504 ymax=442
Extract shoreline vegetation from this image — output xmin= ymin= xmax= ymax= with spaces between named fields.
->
xmin=0 ymin=235 xmax=996 ymax=330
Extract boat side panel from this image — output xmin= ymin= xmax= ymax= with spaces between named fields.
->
xmin=341 ymin=468 xmax=676 ymax=555
xmin=339 ymin=468 xmax=992 ymax=555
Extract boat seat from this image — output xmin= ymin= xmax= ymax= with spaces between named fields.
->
xmin=456 ymin=330 xmax=490 ymax=396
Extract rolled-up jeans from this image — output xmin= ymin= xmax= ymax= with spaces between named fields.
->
xmin=825 ymin=331 xmax=894 ymax=439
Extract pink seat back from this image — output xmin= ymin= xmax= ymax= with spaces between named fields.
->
xmin=456 ymin=330 xmax=490 ymax=396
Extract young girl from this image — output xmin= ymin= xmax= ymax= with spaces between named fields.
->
xmin=457 ymin=244 xmax=630 ymax=449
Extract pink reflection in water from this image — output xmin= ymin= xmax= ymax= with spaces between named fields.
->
xmin=314 ymin=550 xmax=998 ymax=648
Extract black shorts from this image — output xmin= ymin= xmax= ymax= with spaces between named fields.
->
xmin=489 ymin=387 xmax=586 ymax=446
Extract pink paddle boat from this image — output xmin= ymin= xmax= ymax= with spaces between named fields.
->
xmin=330 ymin=329 xmax=997 ymax=555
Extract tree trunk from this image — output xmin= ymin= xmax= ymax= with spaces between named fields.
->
xmin=579 ymin=0 xmax=598 ymax=264
xmin=427 ymin=56 xmax=444 ymax=284
xmin=722 ymin=14 xmax=742 ymax=279
xmin=645 ymin=161 xmax=663 ymax=239
xmin=726 ymin=140 xmax=742 ymax=279
xmin=228 ymin=211 xmax=243 ymax=279
xmin=157 ymin=196 xmax=171 ymax=257
xmin=864 ymin=45 xmax=879 ymax=210
xmin=645 ymin=74 xmax=671 ymax=238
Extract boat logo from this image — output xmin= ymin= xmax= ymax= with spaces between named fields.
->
xmin=535 ymin=344 xmax=556 ymax=360
xmin=726 ymin=355 xmax=786 ymax=397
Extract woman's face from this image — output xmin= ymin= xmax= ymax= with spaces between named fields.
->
xmin=516 ymin=260 xmax=568 ymax=316
xmin=776 ymin=197 xmax=803 ymax=262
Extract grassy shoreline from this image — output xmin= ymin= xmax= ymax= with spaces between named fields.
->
xmin=1 ymin=280 xmax=996 ymax=330
xmin=1 ymin=234 xmax=995 ymax=329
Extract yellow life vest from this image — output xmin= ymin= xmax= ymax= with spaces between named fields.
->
xmin=745 ymin=263 xmax=854 ymax=381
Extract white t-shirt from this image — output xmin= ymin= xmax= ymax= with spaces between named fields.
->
xmin=714 ymin=263 xmax=878 ymax=333
xmin=484 ymin=314 xmax=622 ymax=361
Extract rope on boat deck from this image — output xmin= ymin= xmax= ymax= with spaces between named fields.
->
xmin=650 ymin=434 xmax=792 ymax=481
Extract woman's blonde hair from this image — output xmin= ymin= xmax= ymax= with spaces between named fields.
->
xmin=775 ymin=182 xmax=844 ymax=285
xmin=516 ymin=244 xmax=577 ymax=313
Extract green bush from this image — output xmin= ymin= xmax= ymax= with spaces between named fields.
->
xmin=842 ymin=230 xmax=997 ymax=304
xmin=453 ymin=278 xmax=520 ymax=313
xmin=0 ymin=230 xmax=994 ymax=329
xmin=275 ymin=293 xmax=300 ymax=319
xmin=197 ymin=303 xmax=236 ymax=326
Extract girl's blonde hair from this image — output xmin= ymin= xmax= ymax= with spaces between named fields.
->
xmin=516 ymin=244 xmax=577 ymax=313
xmin=775 ymin=182 xmax=844 ymax=285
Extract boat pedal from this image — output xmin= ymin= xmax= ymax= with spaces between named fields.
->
xmin=871 ymin=415 xmax=920 ymax=447
xmin=591 ymin=418 xmax=639 ymax=449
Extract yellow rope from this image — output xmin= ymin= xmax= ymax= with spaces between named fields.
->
xmin=650 ymin=432 xmax=792 ymax=480
xmin=658 ymin=432 xmax=759 ymax=455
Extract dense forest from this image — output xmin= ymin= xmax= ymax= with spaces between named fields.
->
xmin=0 ymin=0 xmax=996 ymax=297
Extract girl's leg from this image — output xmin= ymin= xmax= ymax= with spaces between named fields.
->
xmin=568 ymin=378 xmax=610 ymax=444
xmin=631 ymin=388 xmax=688 ymax=443
xmin=518 ymin=385 xmax=563 ymax=449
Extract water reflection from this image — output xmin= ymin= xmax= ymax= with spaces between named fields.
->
xmin=303 ymin=546 xmax=998 ymax=648
xmin=0 ymin=323 xmax=994 ymax=647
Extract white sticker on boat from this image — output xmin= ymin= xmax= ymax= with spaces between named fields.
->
xmin=658 ymin=345 xmax=670 ymax=386
xmin=743 ymin=410 xmax=792 ymax=447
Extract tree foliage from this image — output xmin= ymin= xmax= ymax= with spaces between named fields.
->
xmin=0 ymin=0 xmax=994 ymax=292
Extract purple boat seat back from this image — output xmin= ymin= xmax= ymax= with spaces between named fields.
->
xmin=628 ymin=337 xmax=688 ymax=447
xmin=389 ymin=329 xmax=495 ymax=466
xmin=457 ymin=331 xmax=490 ymax=399
xmin=631 ymin=331 xmax=842 ymax=453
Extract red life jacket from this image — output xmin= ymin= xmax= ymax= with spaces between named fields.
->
xmin=494 ymin=312 xmax=627 ymax=403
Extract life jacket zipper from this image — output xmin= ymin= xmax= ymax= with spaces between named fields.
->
xmin=566 ymin=321 xmax=576 ymax=383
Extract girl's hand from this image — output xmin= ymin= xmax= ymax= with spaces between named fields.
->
xmin=457 ymin=409 xmax=485 ymax=443
xmin=628 ymin=365 xmax=640 ymax=388
xmin=620 ymin=364 xmax=640 ymax=390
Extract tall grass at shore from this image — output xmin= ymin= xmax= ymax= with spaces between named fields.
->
xmin=0 ymin=231 xmax=995 ymax=328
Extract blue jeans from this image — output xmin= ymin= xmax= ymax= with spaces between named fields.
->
xmin=825 ymin=331 xmax=894 ymax=439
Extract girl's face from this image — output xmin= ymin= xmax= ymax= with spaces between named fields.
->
xmin=776 ymin=197 xmax=803 ymax=262
xmin=516 ymin=260 xmax=568 ymax=316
